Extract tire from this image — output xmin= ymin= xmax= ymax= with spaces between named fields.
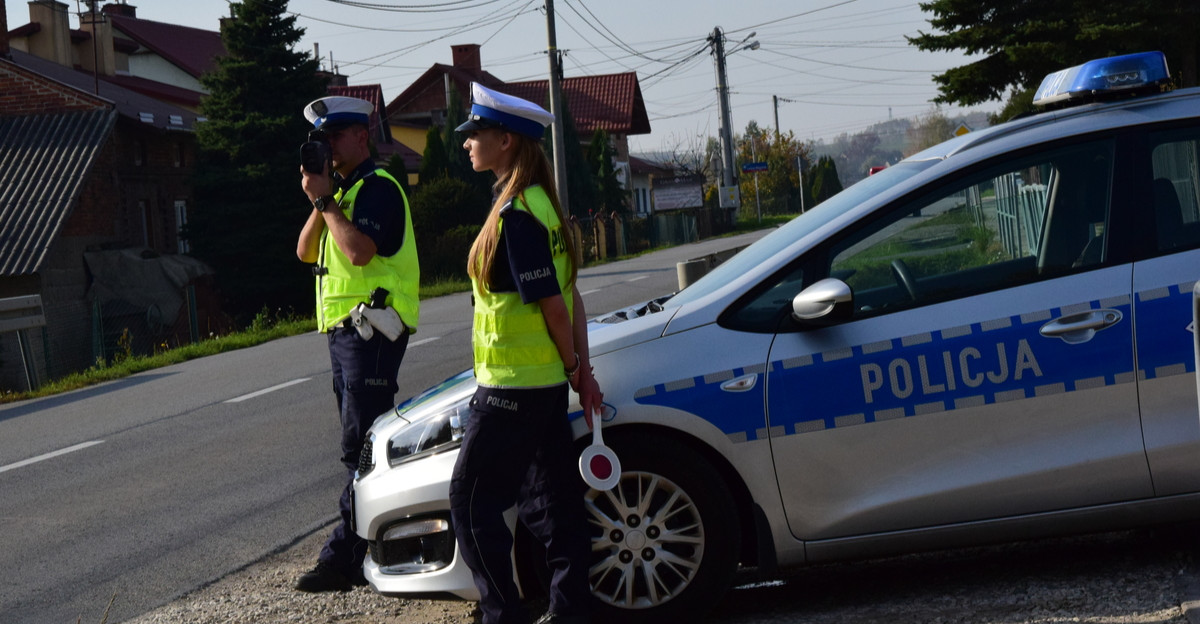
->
xmin=585 ymin=434 xmax=741 ymax=624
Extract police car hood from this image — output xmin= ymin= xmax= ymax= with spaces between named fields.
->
xmin=587 ymin=295 xmax=680 ymax=356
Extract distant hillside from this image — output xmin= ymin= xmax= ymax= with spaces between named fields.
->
xmin=812 ymin=110 xmax=993 ymax=187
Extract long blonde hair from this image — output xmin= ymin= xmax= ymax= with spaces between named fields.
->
xmin=468 ymin=132 xmax=578 ymax=292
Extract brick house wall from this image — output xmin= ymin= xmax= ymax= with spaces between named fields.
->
xmin=0 ymin=58 xmax=204 ymax=390
xmin=0 ymin=62 xmax=109 ymax=113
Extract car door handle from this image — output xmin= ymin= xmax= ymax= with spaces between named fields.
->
xmin=1039 ymin=308 xmax=1122 ymax=344
xmin=720 ymin=373 xmax=759 ymax=393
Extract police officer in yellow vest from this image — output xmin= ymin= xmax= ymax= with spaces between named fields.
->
xmin=295 ymin=95 xmax=419 ymax=592
xmin=451 ymin=83 xmax=602 ymax=624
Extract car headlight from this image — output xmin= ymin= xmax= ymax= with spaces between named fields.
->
xmin=387 ymin=400 xmax=468 ymax=467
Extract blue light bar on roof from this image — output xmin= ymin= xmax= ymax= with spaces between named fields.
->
xmin=1032 ymin=51 xmax=1170 ymax=107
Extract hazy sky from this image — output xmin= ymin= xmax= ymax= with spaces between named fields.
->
xmin=5 ymin=0 xmax=999 ymax=152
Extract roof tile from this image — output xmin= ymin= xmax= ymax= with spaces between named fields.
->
xmin=109 ymin=14 xmax=225 ymax=79
xmin=502 ymin=73 xmax=651 ymax=135
xmin=0 ymin=109 xmax=117 ymax=276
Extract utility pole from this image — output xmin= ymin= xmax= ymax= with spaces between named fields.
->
xmin=751 ymin=134 xmax=761 ymax=222
xmin=773 ymin=95 xmax=779 ymax=137
xmin=545 ymin=0 xmax=569 ymax=216
xmin=709 ymin=27 xmax=737 ymax=212
xmin=773 ymin=95 xmax=794 ymax=137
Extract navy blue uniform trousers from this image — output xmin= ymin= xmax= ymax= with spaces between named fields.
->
xmin=320 ymin=326 xmax=409 ymax=576
xmin=449 ymin=385 xmax=591 ymax=624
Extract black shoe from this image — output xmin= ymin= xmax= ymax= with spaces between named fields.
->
xmin=294 ymin=561 xmax=361 ymax=593
xmin=533 ymin=613 xmax=591 ymax=624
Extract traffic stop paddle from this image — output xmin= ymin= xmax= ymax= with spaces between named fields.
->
xmin=579 ymin=410 xmax=621 ymax=490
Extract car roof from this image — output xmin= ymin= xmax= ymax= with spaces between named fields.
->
xmin=906 ymin=86 xmax=1200 ymax=164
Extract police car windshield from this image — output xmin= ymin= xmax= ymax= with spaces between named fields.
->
xmin=667 ymin=160 xmax=940 ymax=309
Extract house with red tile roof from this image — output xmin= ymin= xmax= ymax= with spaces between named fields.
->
xmin=329 ymin=83 xmax=422 ymax=181
xmin=386 ymin=44 xmax=651 ymax=195
xmin=0 ymin=6 xmax=225 ymax=391
xmin=385 ymin=44 xmax=507 ymax=160
xmin=6 ymin=1 xmax=226 ymax=110
xmin=500 ymin=72 xmax=651 ymax=147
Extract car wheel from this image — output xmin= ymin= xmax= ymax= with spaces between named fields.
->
xmin=585 ymin=435 xmax=740 ymax=624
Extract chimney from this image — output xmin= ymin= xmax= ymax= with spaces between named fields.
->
xmin=28 ymin=0 xmax=73 ymax=67
xmin=79 ymin=5 xmax=115 ymax=76
xmin=101 ymin=2 xmax=137 ymax=19
xmin=1 ymin=0 xmax=9 ymax=58
xmin=451 ymin=44 xmax=481 ymax=72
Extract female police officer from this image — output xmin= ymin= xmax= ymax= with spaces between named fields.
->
xmin=449 ymin=83 xmax=602 ymax=624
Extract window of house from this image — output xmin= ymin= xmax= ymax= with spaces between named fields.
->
xmin=139 ymin=199 xmax=156 ymax=249
xmin=175 ymin=200 xmax=190 ymax=253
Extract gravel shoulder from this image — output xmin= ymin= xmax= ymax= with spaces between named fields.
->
xmin=123 ymin=524 xmax=479 ymax=624
xmin=125 ymin=521 xmax=1200 ymax=624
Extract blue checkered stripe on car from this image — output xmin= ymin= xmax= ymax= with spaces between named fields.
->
xmin=634 ymin=285 xmax=1197 ymax=444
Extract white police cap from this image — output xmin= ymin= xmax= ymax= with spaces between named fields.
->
xmin=304 ymin=96 xmax=373 ymax=130
xmin=455 ymin=82 xmax=554 ymax=139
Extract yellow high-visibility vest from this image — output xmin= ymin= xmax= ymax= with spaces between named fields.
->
xmin=316 ymin=169 xmax=420 ymax=334
xmin=471 ymin=185 xmax=573 ymax=387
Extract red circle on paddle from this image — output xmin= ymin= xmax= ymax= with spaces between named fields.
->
xmin=589 ymin=455 xmax=613 ymax=480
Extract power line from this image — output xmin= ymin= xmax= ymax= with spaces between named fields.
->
xmin=567 ymin=0 xmax=683 ymax=64
xmin=555 ymin=5 xmax=636 ymax=71
xmin=337 ymin=0 xmax=534 ymax=68
xmin=293 ymin=10 xmax=497 ymax=32
xmin=321 ymin=0 xmax=510 ymax=13
xmin=723 ymin=0 xmax=861 ymax=37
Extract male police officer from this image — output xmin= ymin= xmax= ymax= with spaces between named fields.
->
xmin=295 ymin=96 xmax=420 ymax=592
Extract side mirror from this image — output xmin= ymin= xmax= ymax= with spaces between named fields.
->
xmin=792 ymin=278 xmax=853 ymax=321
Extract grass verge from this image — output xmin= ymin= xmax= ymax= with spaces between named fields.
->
xmin=0 ymin=280 xmax=467 ymax=405
xmin=2 ymin=218 xmax=787 ymax=405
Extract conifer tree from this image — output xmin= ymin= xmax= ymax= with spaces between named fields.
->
xmin=810 ymin=156 xmax=843 ymax=206
xmin=441 ymin=83 xmax=494 ymax=199
xmin=549 ymin=94 xmax=598 ymax=220
xmin=910 ymin=0 xmax=1199 ymax=119
xmin=589 ymin=129 xmax=627 ymax=215
xmin=420 ymin=125 xmax=450 ymax=182
xmin=187 ymin=0 xmax=326 ymax=321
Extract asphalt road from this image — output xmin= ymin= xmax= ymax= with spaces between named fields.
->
xmin=0 ymin=230 xmax=771 ymax=624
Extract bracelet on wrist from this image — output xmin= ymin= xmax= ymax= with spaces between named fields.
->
xmin=564 ymin=352 xmax=580 ymax=376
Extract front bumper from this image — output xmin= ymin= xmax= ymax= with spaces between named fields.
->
xmin=354 ymin=445 xmax=480 ymax=599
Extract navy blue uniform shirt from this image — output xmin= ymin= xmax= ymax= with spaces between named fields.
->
xmin=490 ymin=205 xmax=561 ymax=304
xmin=334 ymin=159 xmax=405 ymax=256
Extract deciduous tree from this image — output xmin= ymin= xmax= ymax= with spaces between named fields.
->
xmin=735 ymin=121 xmax=813 ymax=217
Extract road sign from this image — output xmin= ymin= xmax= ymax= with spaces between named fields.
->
xmin=719 ymin=185 xmax=740 ymax=208
xmin=741 ymin=161 xmax=768 ymax=173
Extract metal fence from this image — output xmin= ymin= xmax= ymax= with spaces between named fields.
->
xmin=0 ymin=284 xmax=216 ymax=394
xmin=993 ymin=173 xmax=1048 ymax=259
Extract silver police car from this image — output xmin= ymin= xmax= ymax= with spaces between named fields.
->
xmin=353 ymin=52 xmax=1200 ymax=623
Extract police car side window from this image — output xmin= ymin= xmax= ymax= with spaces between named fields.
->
xmin=1150 ymin=131 xmax=1200 ymax=253
xmin=828 ymin=140 xmax=1114 ymax=318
